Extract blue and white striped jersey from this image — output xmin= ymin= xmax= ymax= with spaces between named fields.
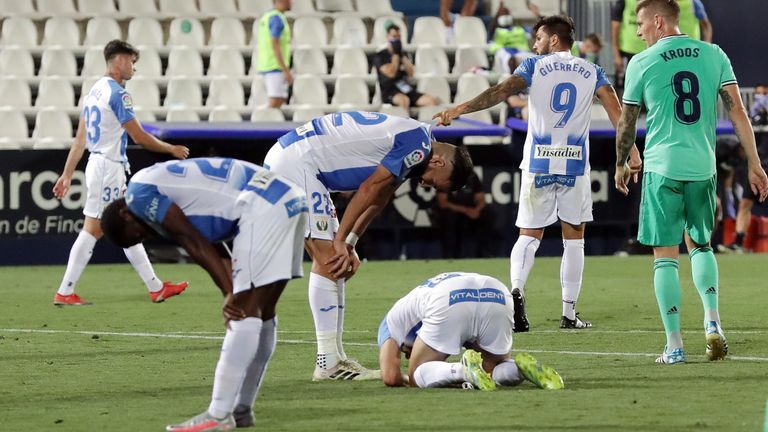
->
xmin=514 ymin=51 xmax=611 ymax=176
xmin=81 ymin=77 xmax=136 ymax=164
xmin=125 ymin=158 xmax=304 ymax=242
xmin=268 ymin=111 xmax=433 ymax=192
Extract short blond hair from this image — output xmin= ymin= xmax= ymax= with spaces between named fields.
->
xmin=636 ymin=0 xmax=680 ymax=22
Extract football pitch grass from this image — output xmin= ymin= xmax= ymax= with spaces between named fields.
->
xmin=2 ymin=255 xmax=767 ymax=431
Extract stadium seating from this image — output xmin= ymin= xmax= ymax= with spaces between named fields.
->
xmin=127 ymin=17 xmax=165 ymax=48
xmin=165 ymin=107 xmax=200 ymax=122
xmin=200 ymin=0 xmax=239 ymax=15
xmin=417 ymin=75 xmax=451 ymax=104
xmin=35 ymin=77 xmax=76 ymax=107
xmin=0 ymin=108 xmax=30 ymax=149
xmin=79 ymin=0 xmax=118 ymax=16
xmin=166 ymin=47 xmax=204 ymax=77
xmin=411 ymin=17 xmax=447 ymax=47
xmin=453 ymin=46 xmax=490 ymax=75
xmin=78 ymin=76 xmax=100 ymax=106
xmin=81 ymin=46 xmax=106 ymax=77
xmin=0 ymin=17 xmax=38 ymax=47
xmin=0 ymin=47 xmax=34 ymax=78
xmin=379 ymin=104 xmax=409 ymax=118
xmin=331 ymin=16 xmax=369 ymax=47
xmin=208 ymin=47 xmax=246 ymax=77
xmin=331 ymin=76 xmax=370 ymax=105
xmin=591 ymin=103 xmax=611 ymax=121
xmin=208 ymin=106 xmax=243 ymax=122
xmin=168 ymin=18 xmax=205 ymax=48
xmin=454 ymin=16 xmax=488 ymax=47
xmin=417 ymin=105 xmax=446 ymax=122
xmin=454 ymin=73 xmax=490 ymax=104
xmin=247 ymin=76 xmax=268 ymax=107
xmin=292 ymin=107 xmax=325 ymax=122
xmin=164 ymin=78 xmax=203 ymax=108
xmin=238 ymin=0 xmax=274 ymax=16
xmin=210 ymin=17 xmax=247 ymax=47
xmin=159 ymin=0 xmax=199 ymax=15
xmin=0 ymin=78 xmax=32 ymax=107
xmin=206 ymin=77 xmax=246 ymax=107
xmin=39 ymin=48 xmax=78 ymax=77
xmin=132 ymin=107 xmax=157 ymax=122
xmin=32 ymin=108 xmax=73 ymax=149
xmin=84 ymin=17 xmax=122 ymax=47
xmin=331 ymin=47 xmax=370 ymax=76
xmin=290 ymin=75 xmax=328 ymax=106
xmin=37 ymin=0 xmax=77 ymax=16
xmin=0 ymin=0 xmax=35 ymax=16
xmin=125 ymin=78 xmax=161 ymax=109
xmin=293 ymin=48 xmax=329 ymax=75
xmin=291 ymin=0 xmax=318 ymax=15
xmin=358 ymin=0 xmax=402 ymax=18
xmin=133 ymin=48 xmax=163 ymax=77
xmin=293 ymin=17 xmax=329 ymax=47
xmin=461 ymin=110 xmax=497 ymax=144
xmin=118 ymin=0 xmax=158 ymax=15
xmin=316 ymin=0 xmax=355 ymax=13
xmin=251 ymin=107 xmax=286 ymax=122
xmin=42 ymin=18 xmax=80 ymax=47
xmin=371 ymin=16 xmax=408 ymax=47
xmin=414 ymin=46 xmax=450 ymax=76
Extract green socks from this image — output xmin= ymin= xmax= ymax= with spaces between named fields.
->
xmin=690 ymin=247 xmax=720 ymax=324
xmin=654 ymin=258 xmax=683 ymax=350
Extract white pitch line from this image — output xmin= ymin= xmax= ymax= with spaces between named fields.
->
xmin=3 ymin=328 xmax=768 ymax=362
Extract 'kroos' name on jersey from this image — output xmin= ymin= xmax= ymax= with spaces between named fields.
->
xmin=535 ymin=145 xmax=582 ymax=159
xmin=539 ymin=62 xmax=592 ymax=79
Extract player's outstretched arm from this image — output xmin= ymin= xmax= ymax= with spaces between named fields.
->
xmin=720 ymin=84 xmax=768 ymax=201
xmin=326 ymin=165 xmax=398 ymax=278
xmin=597 ymin=85 xmax=642 ymax=181
xmin=123 ymin=119 xmax=190 ymax=159
xmin=379 ymin=339 xmax=406 ymax=387
xmin=53 ymin=116 xmax=87 ymax=199
xmin=432 ymin=75 xmax=527 ymax=126
xmin=614 ymin=104 xmax=641 ymax=196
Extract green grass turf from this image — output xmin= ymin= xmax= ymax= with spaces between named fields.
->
xmin=1 ymin=255 xmax=767 ymax=431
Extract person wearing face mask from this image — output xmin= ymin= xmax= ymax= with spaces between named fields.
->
xmin=372 ymin=22 xmax=440 ymax=111
xmin=489 ymin=6 xmax=535 ymax=74
xmin=571 ymin=33 xmax=603 ymax=65
xmin=750 ymin=84 xmax=768 ymax=126
xmin=434 ymin=15 xmax=643 ymax=333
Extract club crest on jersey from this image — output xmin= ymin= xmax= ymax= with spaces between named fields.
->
xmin=121 ymin=92 xmax=133 ymax=109
xmin=404 ymin=149 xmax=425 ymax=168
xmin=315 ymin=217 xmax=329 ymax=232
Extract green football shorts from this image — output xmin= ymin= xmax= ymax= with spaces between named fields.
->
xmin=637 ymin=172 xmax=716 ymax=247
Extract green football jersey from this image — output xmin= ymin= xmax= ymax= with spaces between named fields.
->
xmin=623 ymin=35 xmax=737 ymax=181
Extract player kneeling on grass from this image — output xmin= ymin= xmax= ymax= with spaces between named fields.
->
xmin=101 ymin=158 xmax=308 ymax=431
xmin=378 ymin=272 xmax=564 ymax=391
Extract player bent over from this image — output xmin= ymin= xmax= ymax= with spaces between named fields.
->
xmin=378 ymin=272 xmax=563 ymax=391
xmin=265 ymin=111 xmax=474 ymax=380
xmin=53 ymin=40 xmax=189 ymax=306
xmin=101 ymin=158 xmax=308 ymax=431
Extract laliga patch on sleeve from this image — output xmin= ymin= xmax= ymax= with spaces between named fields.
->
xmin=403 ymin=149 xmax=425 ymax=168
xmin=121 ymin=92 xmax=133 ymax=109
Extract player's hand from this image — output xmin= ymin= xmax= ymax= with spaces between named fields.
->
xmin=170 ymin=145 xmax=190 ymax=160
xmin=614 ymin=163 xmax=631 ymax=196
xmin=283 ymin=69 xmax=294 ymax=85
xmin=628 ymin=146 xmax=643 ymax=183
xmin=326 ymin=238 xmax=353 ymax=279
xmin=345 ymin=247 xmax=361 ymax=280
xmin=432 ymin=107 xmax=461 ymax=126
xmin=222 ymin=293 xmax=246 ymax=328
xmin=53 ymin=175 xmax=71 ymax=199
xmin=748 ymin=162 xmax=768 ymax=202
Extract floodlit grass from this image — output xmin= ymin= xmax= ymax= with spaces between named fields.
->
xmin=1 ymin=255 xmax=767 ymax=431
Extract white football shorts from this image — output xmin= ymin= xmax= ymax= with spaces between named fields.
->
xmin=262 ymin=71 xmax=289 ymax=99
xmin=264 ymin=144 xmax=339 ymax=241
xmin=231 ymin=183 xmax=307 ymax=293
xmin=516 ymin=170 xmax=594 ymax=228
xmin=417 ymin=278 xmax=515 ymax=356
xmin=83 ymin=154 xmax=127 ymax=219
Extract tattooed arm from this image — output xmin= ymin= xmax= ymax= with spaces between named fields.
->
xmin=720 ymin=84 xmax=768 ymax=201
xmin=614 ymin=103 xmax=641 ymax=195
xmin=433 ymin=75 xmax=528 ymax=126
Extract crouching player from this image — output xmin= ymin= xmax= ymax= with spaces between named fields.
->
xmin=378 ymin=272 xmax=564 ymax=391
xmin=100 ymin=157 xmax=308 ymax=431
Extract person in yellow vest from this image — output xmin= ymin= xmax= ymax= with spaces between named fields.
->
xmin=571 ymin=33 xmax=603 ymax=64
xmin=610 ymin=0 xmax=711 ymax=89
xmin=256 ymin=0 xmax=292 ymax=108
xmin=488 ymin=6 xmax=535 ymax=74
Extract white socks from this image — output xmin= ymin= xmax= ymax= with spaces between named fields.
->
xmin=413 ymin=359 xmax=525 ymax=388
xmin=413 ymin=361 xmax=465 ymax=388
xmin=208 ymin=318 xmax=262 ymax=419
xmin=308 ymin=273 xmax=341 ymax=369
xmin=510 ymin=235 xmax=541 ymax=294
xmin=58 ymin=230 xmax=97 ymax=295
xmin=235 ymin=317 xmax=277 ymax=409
xmin=561 ymin=239 xmax=585 ymax=320
xmin=336 ymin=278 xmax=347 ymax=361
xmin=492 ymin=360 xmax=524 ymax=386
xmin=124 ymin=244 xmax=163 ymax=292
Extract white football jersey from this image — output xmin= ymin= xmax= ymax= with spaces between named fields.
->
xmin=266 ymin=111 xmax=432 ymax=192
xmin=125 ymin=158 xmax=306 ymax=242
xmin=514 ymin=51 xmax=610 ymax=176
xmin=81 ymin=77 xmax=136 ymax=164
xmin=377 ymin=272 xmax=511 ymax=349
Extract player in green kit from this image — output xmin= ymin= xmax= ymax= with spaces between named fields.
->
xmin=614 ymin=0 xmax=768 ymax=364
